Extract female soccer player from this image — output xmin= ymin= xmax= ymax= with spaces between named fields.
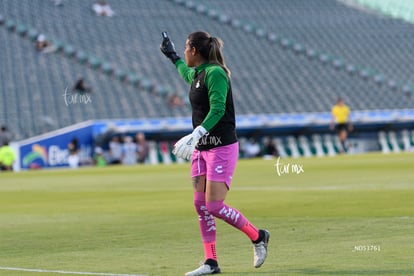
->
xmin=161 ymin=31 xmax=270 ymax=276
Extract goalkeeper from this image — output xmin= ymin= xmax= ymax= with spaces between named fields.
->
xmin=161 ymin=31 xmax=270 ymax=276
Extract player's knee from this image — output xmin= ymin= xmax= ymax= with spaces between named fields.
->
xmin=206 ymin=200 xmax=225 ymax=217
xmin=194 ymin=192 xmax=206 ymax=214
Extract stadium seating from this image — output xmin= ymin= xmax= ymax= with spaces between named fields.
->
xmin=378 ymin=131 xmax=391 ymax=153
xmin=1 ymin=0 xmax=414 ymax=140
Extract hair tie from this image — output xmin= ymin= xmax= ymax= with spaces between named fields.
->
xmin=209 ymin=37 xmax=213 ymax=43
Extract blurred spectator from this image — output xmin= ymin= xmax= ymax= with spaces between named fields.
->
xmin=242 ymin=138 xmax=261 ymax=158
xmin=94 ymin=147 xmax=106 ymax=167
xmin=109 ymin=136 xmax=123 ymax=164
xmin=35 ymin=34 xmax=56 ymax=53
xmin=67 ymin=137 xmax=79 ymax=168
xmin=263 ymin=137 xmax=278 ymax=158
xmin=136 ymin=132 xmax=149 ymax=164
xmin=122 ymin=136 xmax=137 ymax=165
xmin=168 ymin=93 xmax=185 ymax=108
xmin=73 ymin=78 xmax=92 ymax=93
xmin=0 ymin=142 xmax=16 ymax=171
xmin=35 ymin=34 xmax=49 ymax=50
xmin=92 ymin=1 xmax=115 ymax=17
xmin=0 ymin=125 xmax=12 ymax=146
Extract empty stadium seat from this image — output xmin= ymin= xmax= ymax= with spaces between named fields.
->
xmin=298 ymin=135 xmax=313 ymax=158
xmin=287 ymin=136 xmax=300 ymax=158
xmin=378 ymin=131 xmax=391 ymax=154
xmin=312 ymin=134 xmax=325 ymax=157
xmin=127 ymin=73 xmax=140 ymax=87
xmin=27 ymin=28 xmax=38 ymax=41
xmin=273 ymin=138 xmax=289 ymax=158
xmin=323 ymin=134 xmax=337 ymax=156
xmin=388 ymin=131 xmax=401 ymax=153
xmin=16 ymin=23 xmax=27 ymax=36
xmin=88 ymin=56 xmax=101 ymax=69
xmin=63 ymin=44 xmax=75 ymax=57
xmin=5 ymin=19 xmax=15 ymax=31
xmin=401 ymin=129 xmax=412 ymax=151
xmin=114 ymin=69 xmax=126 ymax=81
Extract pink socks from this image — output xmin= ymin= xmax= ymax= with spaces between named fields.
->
xmin=194 ymin=191 xmax=260 ymax=261
xmin=194 ymin=192 xmax=217 ymax=260
xmin=206 ymin=200 xmax=259 ymax=241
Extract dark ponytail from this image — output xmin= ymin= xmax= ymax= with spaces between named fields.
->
xmin=188 ymin=31 xmax=231 ymax=77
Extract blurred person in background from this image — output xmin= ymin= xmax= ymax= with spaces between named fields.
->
xmin=330 ymin=97 xmax=353 ymax=153
xmin=262 ymin=137 xmax=278 ymax=159
xmin=0 ymin=142 xmax=16 ymax=171
xmin=94 ymin=147 xmax=106 ymax=167
xmin=92 ymin=0 xmax=115 ymax=17
xmin=135 ymin=132 xmax=149 ymax=164
xmin=67 ymin=137 xmax=80 ymax=168
xmin=35 ymin=34 xmax=56 ymax=53
xmin=109 ymin=136 xmax=123 ymax=164
xmin=168 ymin=93 xmax=185 ymax=108
xmin=0 ymin=125 xmax=12 ymax=146
xmin=121 ymin=136 xmax=137 ymax=165
xmin=242 ymin=138 xmax=261 ymax=158
xmin=73 ymin=77 xmax=92 ymax=93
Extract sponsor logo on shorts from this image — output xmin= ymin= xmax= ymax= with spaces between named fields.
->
xmin=215 ymin=165 xmax=223 ymax=174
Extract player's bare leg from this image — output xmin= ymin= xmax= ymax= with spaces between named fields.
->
xmin=339 ymin=129 xmax=348 ymax=152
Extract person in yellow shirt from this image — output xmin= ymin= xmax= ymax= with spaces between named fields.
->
xmin=0 ymin=142 xmax=16 ymax=171
xmin=330 ymin=97 xmax=353 ymax=153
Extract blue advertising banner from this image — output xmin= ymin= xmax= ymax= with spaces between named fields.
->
xmin=17 ymin=121 xmax=94 ymax=170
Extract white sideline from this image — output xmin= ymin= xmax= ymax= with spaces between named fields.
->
xmin=0 ymin=266 xmax=147 ymax=276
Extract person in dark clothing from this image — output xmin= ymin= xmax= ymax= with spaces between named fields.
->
xmin=73 ymin=78 xmax=92 ymax=93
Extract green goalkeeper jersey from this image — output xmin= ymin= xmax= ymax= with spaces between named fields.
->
xmin=176 ymin=59 xmax=237 ymax=150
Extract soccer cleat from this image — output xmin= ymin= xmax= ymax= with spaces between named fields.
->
xmin=253 ymin=229 xmax=270 ymax=268
xmin=185 ymin=260 xmax=221 ymax=276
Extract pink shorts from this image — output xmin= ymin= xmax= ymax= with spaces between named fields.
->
xmin=191 ymin=142 xmax=239 ymax=189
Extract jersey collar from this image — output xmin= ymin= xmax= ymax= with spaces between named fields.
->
xmin=195 ymin=63 xmax=209 ymax=73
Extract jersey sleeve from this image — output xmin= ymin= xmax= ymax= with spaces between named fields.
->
xmin=175 ymin=59 xmax=194 ymax=84
xmin=201 ymin=66 xmax=229 ymax=131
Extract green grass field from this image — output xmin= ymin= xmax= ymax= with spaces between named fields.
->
xmin=1 ymin=153 xmax=414 ymax=276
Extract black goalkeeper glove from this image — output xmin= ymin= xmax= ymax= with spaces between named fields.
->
xmin=160 ymin=32 xmax=180 ymax=64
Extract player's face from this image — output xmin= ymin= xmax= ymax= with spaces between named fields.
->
xmin=184 ymin=39 xmax=196 ymax=67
